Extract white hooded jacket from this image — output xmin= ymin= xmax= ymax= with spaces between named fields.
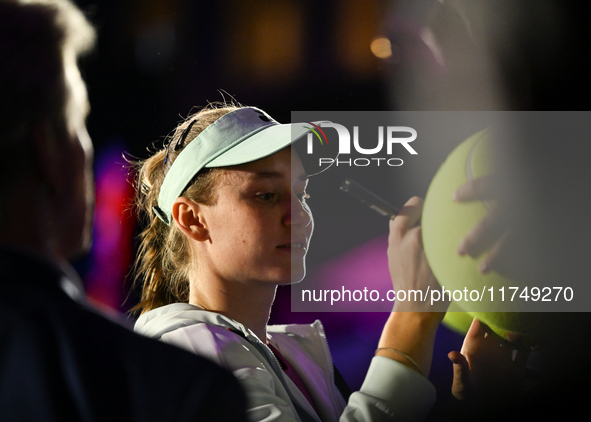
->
xmin=135 ymin=303 xmax=436 ymax=422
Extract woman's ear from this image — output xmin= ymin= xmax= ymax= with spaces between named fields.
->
xmin=172 ymin=197 xmax=209 ymax=241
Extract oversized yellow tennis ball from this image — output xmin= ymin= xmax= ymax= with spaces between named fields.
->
xmin=422 ymin=129 xmax=514 ymax=307
xmin=441 ymin=305 xmax=474 ymax=335
xmin=422 ymin=129 xmax=538 ymax=341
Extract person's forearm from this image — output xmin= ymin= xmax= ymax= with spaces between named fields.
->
xmin=376 ymin=312 xmax=442 ymax=377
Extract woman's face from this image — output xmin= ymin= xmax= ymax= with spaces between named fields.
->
xmin=197 ymin=147 xmax=313 ymax=286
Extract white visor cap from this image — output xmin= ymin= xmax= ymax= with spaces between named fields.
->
xmin=154 ymin=107 xmax=329 ymax=224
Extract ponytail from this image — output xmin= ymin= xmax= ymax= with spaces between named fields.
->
xmin=131 ymin=105 xmax=238 ymax=314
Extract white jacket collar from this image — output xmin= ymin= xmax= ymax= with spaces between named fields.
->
xmin=134 ymin=303 xmax=265 ymax=344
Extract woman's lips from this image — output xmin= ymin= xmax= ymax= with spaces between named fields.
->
xmin=277 ymin=241 xmax=307 ymax=252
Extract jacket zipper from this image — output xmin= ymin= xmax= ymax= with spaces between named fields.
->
xmin=314 ymin=321 xmax=347 ymax=420
xmin=248 ymin=332 xmax=320 ymax=422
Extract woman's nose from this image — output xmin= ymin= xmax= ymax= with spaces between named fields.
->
xmin=286 ymin=192 xmax=312 ymax=227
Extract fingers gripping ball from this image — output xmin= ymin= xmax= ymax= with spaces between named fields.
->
xmin=422 ymin=129 xmax=540 ymax=341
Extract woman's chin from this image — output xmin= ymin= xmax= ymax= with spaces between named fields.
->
xmin=289 ymin=265 xmax=306 ymax=285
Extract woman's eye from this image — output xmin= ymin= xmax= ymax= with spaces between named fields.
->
xmin=257 ymin=193 xmax=275 ymax=202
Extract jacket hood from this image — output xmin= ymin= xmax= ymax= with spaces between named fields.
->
xmin=134 ymin=303 xmax=262 ymax=343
